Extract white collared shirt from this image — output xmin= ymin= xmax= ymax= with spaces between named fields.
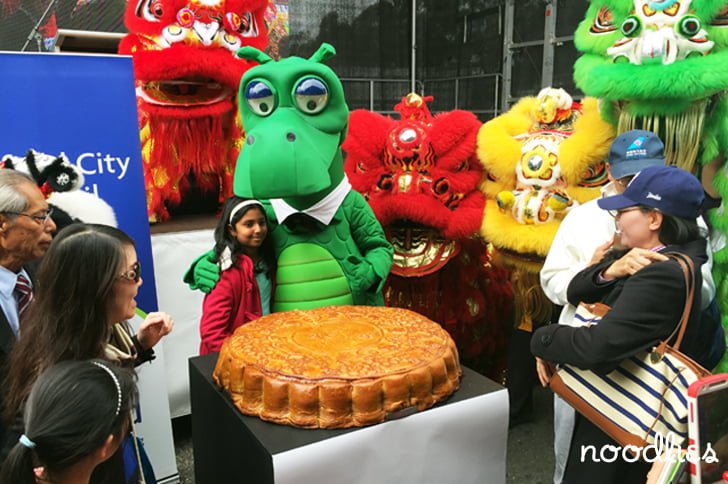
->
xmin=0 ymin=265 xmax=31 ymax=336
xmin=270 ymin=176 xmax=352 ymax=226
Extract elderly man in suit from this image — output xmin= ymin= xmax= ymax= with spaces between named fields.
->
xmin=0 ymin=170 xmax=55 ymax=436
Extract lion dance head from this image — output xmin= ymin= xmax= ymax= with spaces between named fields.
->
xmin=344 ymin=94 xmax=513 ymax=377
xmin=120 ymin=0 xmax=269 ymax=221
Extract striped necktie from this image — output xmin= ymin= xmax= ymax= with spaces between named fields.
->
xmin=14 ymin=274 xmax=33 ymax=320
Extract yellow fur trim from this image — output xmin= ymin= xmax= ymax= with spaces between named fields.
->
xmin=480 ymin=179 xmax=510 ymax=200
xmin=570 ymin=186 xmax=603 ymax=205
xmin=476 ymin=97 xmax=534 ymax=184
xmin=511 ymin=268 xmax=552 ymax=331
xmin=492 ymin=249 xmax=544 ymax=274
xmin=558 ymin=98 xmax=615 ymax=184
xmin=481 ymin=203 xmax=560 ymax=257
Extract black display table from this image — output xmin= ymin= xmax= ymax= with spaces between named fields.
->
xmin=189 ymin=354 xmax=508 ymax=484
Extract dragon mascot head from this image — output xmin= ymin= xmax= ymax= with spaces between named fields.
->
xmin=233 ymin=43 xmax=349 ymax=200
xmin=477 ymin=88 xmax=614 ymax=331
xmin=119 ymin=0 xmax=269 ymax=222
xmin=574 ymin=0 xmax=728 ymax=371
xmin=344 ymin=93 xmax=513 ymax=377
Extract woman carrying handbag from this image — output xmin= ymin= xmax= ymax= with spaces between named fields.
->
xmin=531 ymin=165 xmax=725 ymax=483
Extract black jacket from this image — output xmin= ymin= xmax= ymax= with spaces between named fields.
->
xmin=531 ymin=238 xmax=715 ymax=373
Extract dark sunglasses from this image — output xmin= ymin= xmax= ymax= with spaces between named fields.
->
xmin=119 ymin=262 xmax=141 ymax=283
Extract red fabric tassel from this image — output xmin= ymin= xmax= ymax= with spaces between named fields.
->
xmin=141 ymin=102 xmax=238 ymax=221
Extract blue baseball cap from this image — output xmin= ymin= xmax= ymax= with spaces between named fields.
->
xmin=598 ymin=165 xmax=704 ymax=219
xmin=608 ymin=130 xmax=665 ymax=179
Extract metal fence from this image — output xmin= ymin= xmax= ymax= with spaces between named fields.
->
xmin=341 ymin=73 xmax=502 ymax=121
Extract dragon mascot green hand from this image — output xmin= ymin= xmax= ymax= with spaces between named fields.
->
xmin=574 ymin=0 xmax=728 ymax=371
xmin=186 ymin=44 xmax=393 ymax=311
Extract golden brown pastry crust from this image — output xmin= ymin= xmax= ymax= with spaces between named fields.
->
xmin=213 ymin=306 xmax=462 ymax=428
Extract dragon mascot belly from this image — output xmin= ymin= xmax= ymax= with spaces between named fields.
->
xmin=231 ymin=43 xmax=393 ymax=310
xmin=343 ymin=93 xmax=513 ymax=376
xmin=574 ymin=0 xmax=728 ymax=370
xmin=477 ymin=88 xmax=614 ymax=331
xmin=119 ymin=0 xmax=268 ymax=222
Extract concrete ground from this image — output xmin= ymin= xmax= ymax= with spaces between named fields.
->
xmin=171 ymin=384 xmax=555 ymax=483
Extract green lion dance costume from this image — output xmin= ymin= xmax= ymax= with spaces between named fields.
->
xmin=186 ymin=44 xmax=393 ymax=311
xmin=575 ymin=0 xmax=728 ymax=370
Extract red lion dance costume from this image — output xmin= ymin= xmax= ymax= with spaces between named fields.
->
xmin=120 ymin=0 xmax=269 ymax=222
xmin=344 ymin=94 xmax=512 ymax=377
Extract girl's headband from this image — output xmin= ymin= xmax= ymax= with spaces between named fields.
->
xmin=229 ymin=200 xmax=262 ymax=224
xmin=91 ymin=361 xmax=122 ymax=416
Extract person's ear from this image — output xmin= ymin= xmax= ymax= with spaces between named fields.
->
xmin=648 ymin=210 xmax=663 ymax=231
xmin=94 ymin=434 xmax=119 ymax=464
xmin=227 ymin=224 xmax=236 ymax=237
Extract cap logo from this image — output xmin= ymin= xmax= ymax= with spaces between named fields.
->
xmin=625 ymin=137 xmax=648 ymax=159
xmin=646 ymin=192 xmax=662 ymax=201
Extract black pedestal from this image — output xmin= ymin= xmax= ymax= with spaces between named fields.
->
xmin=189 ymin=354 xmax=504 ymax=484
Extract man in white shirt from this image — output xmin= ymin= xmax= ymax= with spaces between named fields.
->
xmin=539 ymin=130 xmax=719 ymax=483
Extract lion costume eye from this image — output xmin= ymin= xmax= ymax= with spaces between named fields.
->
xmin=245 ymin=80 xmax=276 ymax=117
xmin=677 ymin=15 xmax=702 ymax=37
xmin=620 ymin=15 xmax=642 ymax=38
xmin=590 ymin=6 xmax=617 ymax=34
xmin=135 ymin=0 xmax=163 ymax=22
xmin=293 ymin=77 xmax=329 ymax=115
xmin=238 ymin=12 xmax=259 ymax=38
xmin=150 ymin=0 xmax=164 ymax=19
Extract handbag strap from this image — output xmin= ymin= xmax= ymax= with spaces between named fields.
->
xmin=654 ymin=252 xmax=695 ymax=355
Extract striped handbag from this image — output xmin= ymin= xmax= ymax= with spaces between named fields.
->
xmin=549 ymin=253 xmax=711 ymax=450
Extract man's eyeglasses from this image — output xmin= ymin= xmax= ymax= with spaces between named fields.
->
xmin=3 ymin=208 xmax=54 ymax=225
xmin=119 ymin=262 xmax=141 ymax=283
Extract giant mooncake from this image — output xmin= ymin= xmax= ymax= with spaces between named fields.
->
xmin=213 ymin=305 xmax=461 ymax=428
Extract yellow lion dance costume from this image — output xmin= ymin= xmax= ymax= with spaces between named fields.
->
xmin=477 ymin=88 xmax=614 ymax=330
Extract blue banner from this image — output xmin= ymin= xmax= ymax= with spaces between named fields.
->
xmin=0 ymin=52 xmax=158 ymax=312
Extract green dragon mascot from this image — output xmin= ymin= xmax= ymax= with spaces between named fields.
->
xmin=575 ymin=0 xmax=728 ymax=371
xmin=186 ymin=43 xmax=393 ymax=311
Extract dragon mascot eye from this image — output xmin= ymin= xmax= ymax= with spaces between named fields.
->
xmin=294 ymin=77 xmax=329 ymax=115
xmin=244 ymin=80 xmax=277 ymax=116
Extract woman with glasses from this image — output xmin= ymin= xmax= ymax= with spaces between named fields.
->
xmin=1 ymin=223 xmax=173 ymax=483
xmin=532 ymin=165 xmax=724 ymax=483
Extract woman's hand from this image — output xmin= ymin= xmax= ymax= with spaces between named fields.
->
xmin=588 ymin=240 xmax=614 ymax=266
xmin=601 ymin=248 xmax=668 ymax=280
xmin=536 ymin=357 xmax=556 ymax=387
xmin=136 ymin=311 xmax=174 ymax=350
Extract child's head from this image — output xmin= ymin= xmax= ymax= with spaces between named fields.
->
xmin=214 ymin=196 xmax=268 ymax=260
xmin=0 ymin=359 xmax=136 ymax=484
